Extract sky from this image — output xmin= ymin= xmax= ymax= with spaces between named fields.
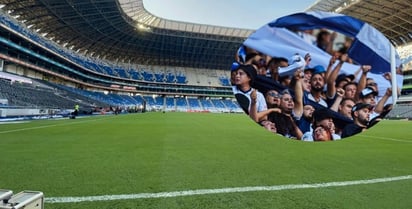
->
xmin=142 ymin=0 xmax=316 ymax=30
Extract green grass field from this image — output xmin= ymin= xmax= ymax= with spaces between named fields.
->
xmin=1 ymin=112 xmax=412 ymax=209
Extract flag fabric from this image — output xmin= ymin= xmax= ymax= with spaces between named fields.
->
xmin=268 ymin=11 xmax=363 ymax=38
xmin=268 ymin=11 xmax=401 ymax=75
xmin=243 ymin=11 xmax=403 ymax=97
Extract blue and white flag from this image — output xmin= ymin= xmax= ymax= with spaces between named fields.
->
xmin=243 ymin=11 xmax=403 ymax=97
xmin=267 ymin=11 xmax=401 ymax=74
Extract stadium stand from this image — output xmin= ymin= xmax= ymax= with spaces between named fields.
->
xmin=187 ymin=97 xmax=203 ymax=112
xmin=211 ymin=99 xmax=227 ymax=112
xmin=128 ymin=69 xmax=142 ymax=80
xmin=165 ymin=97 xmax=175 ymax=111
xmin=176 ymin=97 xmax=191 ymax=112
xmin=165 ymin=72 xmax=176 ymax=83
xmin=0 ymin=77 xmax=105 ymax=111
xmin=199 ymin=98 xmax=215 ymax=112
xmin=386 ymin=103 xmax=412 ymax=119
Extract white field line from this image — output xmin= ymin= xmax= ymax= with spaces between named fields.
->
xmin=46 ymin=175 xmax=412 ymax=203
xmin=0 ymin=121 xmax=30 ymax=124
xmin=0 ymin=116 xmax=109 ymax=134
xmin=362 ymin=135 xmax=412 ymax=143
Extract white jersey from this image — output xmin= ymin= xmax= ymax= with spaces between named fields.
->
xmin=233 ymin=87 xmax=267 ymax=114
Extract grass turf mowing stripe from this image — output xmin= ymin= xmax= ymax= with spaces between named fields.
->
xmin=45 ymin=175 xmax=412 ymax=203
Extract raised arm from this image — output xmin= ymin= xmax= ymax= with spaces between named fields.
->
xmin=355 ymin=65 xmax=372 ymax=101
xmin=249 ymin=89 xmax=259 ymax=122
xmin=330 ymin=88 xmax=345 ymax=112
xmin=374 ymin=88 xmax=391 ymax=114
xmin=324 ymin=54 xmax=337 ymax=82
xmin=326 ymin=54 xmax=348 ymax=98
xmin=293 ymin=69 xmax=304 ymax=118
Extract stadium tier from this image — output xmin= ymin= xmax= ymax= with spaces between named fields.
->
xmin=0 ymin=11 xmax=242 ymax=117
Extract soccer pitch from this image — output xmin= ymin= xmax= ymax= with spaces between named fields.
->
xmin=1 ymin=112 xmax=412 ymax=209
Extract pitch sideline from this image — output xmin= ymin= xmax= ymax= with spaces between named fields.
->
xmin=46 ymin=175 xmax=412 ymax=203
xmin=0 ymin=116 xmax=110 ymax=134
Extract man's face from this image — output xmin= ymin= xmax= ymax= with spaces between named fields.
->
xmin=303 ymin=105 xmax=315 ymax=118
xmin=361 ymin=94 xmax=376 ymax=106
xmin=339 ymin=99 xmax=355 ymax=119
xmin=310 ymin=74 xmax=325 ymax=92
xmin=356 ymin=108 xmax=370 ymax=126
xmin=344 ymin=84 xmax=357 ymax=99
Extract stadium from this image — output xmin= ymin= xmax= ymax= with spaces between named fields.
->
xmin=0 ymin=0 xmax=412 ymax=208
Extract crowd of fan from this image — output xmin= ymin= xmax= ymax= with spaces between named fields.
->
xmin=231 ymin=29 xmax=401 ymax=141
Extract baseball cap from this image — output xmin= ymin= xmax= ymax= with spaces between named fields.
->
xmin=351 ymin=103 xmax=372 ymax=117
xmin=360 ymin=87 xmax=378 ymax=98
xmin=312 ymin=65 xmax=326 ymax=74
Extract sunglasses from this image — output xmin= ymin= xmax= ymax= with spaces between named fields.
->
xmin=314 ymin=126 xmax=326 ymax=134
xmin=268 ymin=92 xmax=280 ymax=98
xmin=367 ymin=82 xmax=377 ymax=86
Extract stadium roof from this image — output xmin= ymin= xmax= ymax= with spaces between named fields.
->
xmin=0 ymin=0 xmax=253 ymax=70
xmin=118 ymin=0 xmax=253 ymax=37
xmin=0 ymin=0 xmax=411 ymax=70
